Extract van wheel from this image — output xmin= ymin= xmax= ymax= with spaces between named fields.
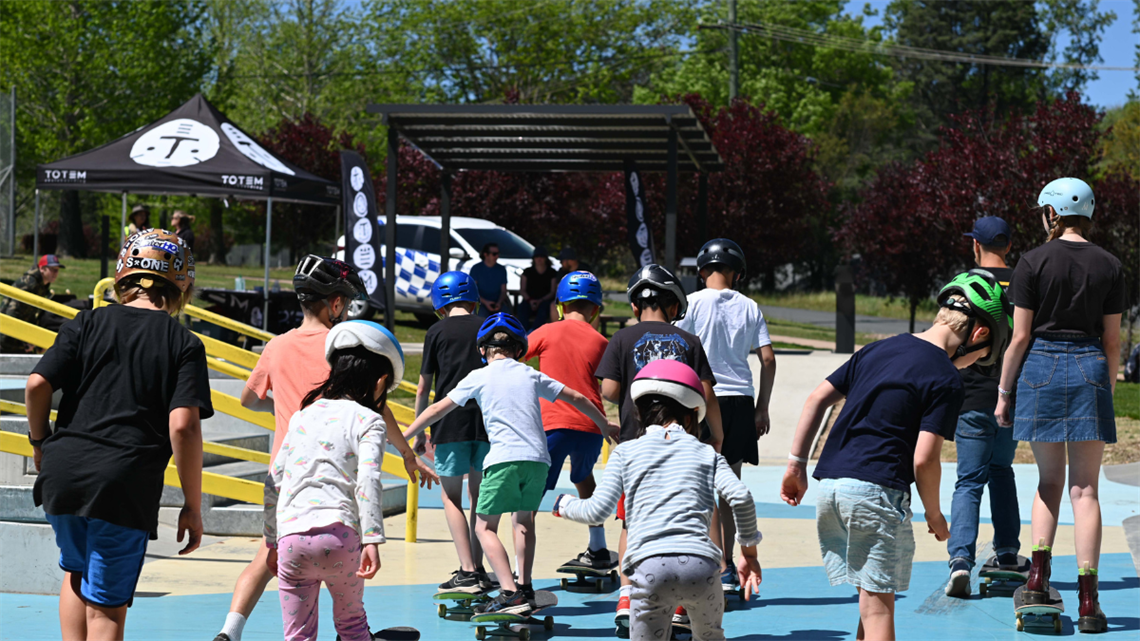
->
xmin=348 ymin=300 xmax=374 ymax=320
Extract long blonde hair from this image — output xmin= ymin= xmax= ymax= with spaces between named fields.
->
xmin=1044 ymin=206 xmax=1093 ymax=242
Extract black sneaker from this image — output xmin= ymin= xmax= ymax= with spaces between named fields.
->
xmin=213 ymin=635 xmax=232 ymax=641
xmin=474 ymin=590 xmax=532 ymax=616
xmin=568 ymin=547 xmax=613 ymax=571
xmin=476 ymin=567 xmax=499 ymax=591
xmin=996 ymin=552 xmax=1021 ymax=569
xmin=518 ymin=583 xmax=537 ymax=609
xmin=438 ymin=569 xmax=483 ymax=594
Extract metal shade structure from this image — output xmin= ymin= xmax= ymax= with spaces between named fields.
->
xmin=366 ymin=103 xmax=723 ymax=330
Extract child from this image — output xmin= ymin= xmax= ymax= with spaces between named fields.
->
xmin=26 ymin=230 xmax=212 ymax=640
xmin=525 ymin=270 xmax=613 ymax=569
xmin=405 ymin=312 xmax=618 ymax=615
xmin=675 ymin=238 xmax=776 ymax=589
xmin=418 ymin=271 xmax=493 ymax=593
xmin=780 ymin=270 xmax=1010 ymax=641
xmin=595 ymin=263 xmax=722 ymax=627
xmin=554 ymin=360 xmax=762 ymax=641
xmin=216 ymin=256 xmax=436 ymax=641
xmin=264 ymin=320 xmax=405 ymax=641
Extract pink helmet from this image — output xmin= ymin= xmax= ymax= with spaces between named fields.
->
xmin=631 ymin=359 xmax=707 ymax=422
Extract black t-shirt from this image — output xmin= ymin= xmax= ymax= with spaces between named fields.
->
xmin=595 ymin=320 xmax=716 ymax=442
xmin=32 ymin=305 xmax=214 ymax=536
xmin=420 ymin=314 xmax=487 ymax=444
xmin=522 ymin=266 xmax=558 ymax=300
xmin=176 ymin=227 xmax=195 ymax=253
xmin=1009 ymin=239 xmax=1125 ymax=338
xmin=959 ymin=266 xmax=1014 ymax=415
xmin=814 ymin=333 xmax=963 ymax=493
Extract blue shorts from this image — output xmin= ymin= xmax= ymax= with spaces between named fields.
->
xmin=46 ymin=514 xmax=150 ymax=608
xmin=435 ymin=440 xmax=490 ymax=478
xmin=544 ymin=429 xmax=604 ymax=492
xmin=816 ymin=478 xmax=915 ymax=594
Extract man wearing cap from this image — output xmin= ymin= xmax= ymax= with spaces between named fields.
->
xmin=944 ymin=216 xmax=1021 ymax=597
xmin=1 ymin=255 xmax=64 ymax=353
xmin=125 ymin=204 xmax=151 ymax=238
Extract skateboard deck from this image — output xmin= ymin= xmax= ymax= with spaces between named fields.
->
xmin=1013 ymin=585 xmax=1064 ymax=633
xmin=557 ymin=550 xmax=620 ymax=592
xmin=471 ymin=590 xmax=557 ymax=640
xmin=979 ymin=555 xmax=1030 ymax=596
xmin=435 ymin=588 xmax=494 ymax=619
xmin=337 ymin=627 xmax=420 ymax=641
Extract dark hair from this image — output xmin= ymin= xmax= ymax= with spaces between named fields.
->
xmin=634 ymin=394 xmax=699 ymax=439
xmin=301 ymin=346 xmax=394 ymax=413
xmin=633 ymin=290 xmax=680 ymax=317
xmin=563 ymin=299 xmax=599 ymax=316
xmin=980 ymin=234 xmax=1009 ymax=253
xmin=298 ymin=292 xmax=346 ymax=316
xmin=481 ymin=243 xmax=499 ymax=256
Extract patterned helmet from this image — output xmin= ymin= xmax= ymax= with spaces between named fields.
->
xmin=937 ymin=269 xmax=1013 ymax=367
xmin=294 ymin=255 xmax=365 ymax=302
xmin=115 ymin=229 xmax=194 ymax=293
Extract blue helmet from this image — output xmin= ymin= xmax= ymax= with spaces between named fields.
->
xmin=557 ymin=270 xmax=603 ymax=306
xmin=430 ymin=271 xmax=479 ymax=311
xmin=1038 ymin=177 xmax=1095 ymax=218
xmin=476 ymin=312 xmax=528 ymax=359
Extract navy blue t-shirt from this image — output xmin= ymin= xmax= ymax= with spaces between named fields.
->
xmin=813 ymin=333 xmax=963 ymax=493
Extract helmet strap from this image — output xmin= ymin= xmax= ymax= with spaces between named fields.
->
xmin=953 ymin=317 xmax=992 ymax=360
xmin=326 ymin=297 xmax=347 ymax=326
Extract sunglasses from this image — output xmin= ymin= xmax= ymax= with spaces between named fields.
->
xmin=487 ymin=251 xmax=499 ymax=256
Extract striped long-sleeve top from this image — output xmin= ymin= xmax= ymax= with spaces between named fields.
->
xmin=559 ymin=424 xmax=761 ymax=574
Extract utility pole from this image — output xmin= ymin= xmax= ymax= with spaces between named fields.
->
xmin=728 ymin=0 xmax=739 ymax=102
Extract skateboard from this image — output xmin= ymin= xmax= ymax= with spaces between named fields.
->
xmin=721 ymin=578 xmax=746 ymax=602
xmin=435 ymin=588 xmax=494 ymax=619
xmin=557 ymin=550 xmax=620 ymax=592
xmin=671 ymin=616 xmax=692 ymax=639
xmin=337 ymin=628 xmax=420 ymax=641
xmin=471 ymin=590 xmax=557 ymax=640
xmin=979 ymin=554 xmax=1030 ymax=597
xmin=1013 ymin=585 xmax=1064 ymax=633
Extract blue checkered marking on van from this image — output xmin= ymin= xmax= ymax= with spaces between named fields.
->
xmin=381 ymin=248 xmax=442 ymax=304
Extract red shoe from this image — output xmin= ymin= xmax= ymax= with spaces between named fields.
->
xmin=615 ymin=595 xmax=630 ymax=627
xmin=1078 ymin=570 xmax=1107 ymax=633
xmin=1024 ymin=541 xmax=1052 ymax=605
xmin=672 ymin=606 xmax=690 ymax=625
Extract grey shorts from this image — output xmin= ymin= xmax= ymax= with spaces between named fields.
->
xmin=816 ymin=478 xmax=915 ymax=593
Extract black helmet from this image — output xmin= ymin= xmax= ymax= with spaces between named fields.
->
xmin=294 ymin=255 xmax=365 ymax=302
xmin=696 ymin=238 xmax=746 ymax=282
xmin=937 ymin=269 xmax=1013 ymax=368
xmin=627 ymin=264 xmax=688 ymax=321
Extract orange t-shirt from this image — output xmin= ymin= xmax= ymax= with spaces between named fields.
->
xmin=246 ymin=326 xmax=330 ymax=459
xmin=526 ymin=319 xmax=608 ymax=433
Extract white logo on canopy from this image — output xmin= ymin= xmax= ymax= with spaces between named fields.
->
xmin=359 ymin=270 xmax=378 ymax=295
xmin=353 ymin=218 xmax=372 ymax=244
xmin=221 ymin=123 xmax=296 ymax=176
xmin=130 ymin=119 xmax=220 ymax=167
xmin=353 ymin=244 xmax=376 ymax=270
xmin=353 ymin=192 xmax=369 ymax=217
xmin=350 ymin=166 xmax=365 ymax=192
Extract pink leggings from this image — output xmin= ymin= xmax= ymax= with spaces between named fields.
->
xmin=277 ymin=523 xmax=370 ymax=641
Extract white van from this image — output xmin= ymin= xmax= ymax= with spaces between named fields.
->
xmin=337 ymin=216 xmax=556 ymax=322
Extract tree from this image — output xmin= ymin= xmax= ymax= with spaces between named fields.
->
xmin=0 ymin=0 xmax=212 ymax=256
xmin=1098 ymin=102 xmax=1140 ymax=180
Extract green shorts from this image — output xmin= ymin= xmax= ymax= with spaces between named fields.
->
xmin=476 ymin=461 xmax=550 ymax=515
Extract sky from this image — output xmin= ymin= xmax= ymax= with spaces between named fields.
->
xmin=847 ymin=0 xmax=1138 ymax=109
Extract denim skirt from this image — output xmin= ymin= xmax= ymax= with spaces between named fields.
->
xmin=1014 ymin=337 xmax=1116 ymax=443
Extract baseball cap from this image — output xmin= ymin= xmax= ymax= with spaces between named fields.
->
xmin=532 ymin=245 xmax=549 ymax=258
xmin=963 ymin=217 xmax=1011 ymax=246
xmin=557 ymin=246 xmax=578 ymax=261
xmin=37 ymin=254 xmax=65 ymax=269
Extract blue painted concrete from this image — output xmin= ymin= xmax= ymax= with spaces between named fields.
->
xmin=3 ymin=554 xmax=1136 ymax=640
xmin=0 ymin=377 xmax=27 ymax=391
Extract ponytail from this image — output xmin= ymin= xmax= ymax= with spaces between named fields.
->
xmin=1044 ymin=207 xmax=1093 ymax=242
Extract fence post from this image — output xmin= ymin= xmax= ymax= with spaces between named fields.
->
xmin=835 ymin=264 xmax=855 ymax=354
xmin=100 ymin=216 xmax=109 ymax=279
xmin=405 ymin=478 xmax=419 ymax=543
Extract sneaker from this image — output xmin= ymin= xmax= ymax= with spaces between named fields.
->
xmin=474 ymin=590 xmax=532 ymax=617
xmin=945 ymin=560 xmax=972 ymax=598
xmin=996 ymin=552 xmax=1021 ymax=570
xmin=519 ymin=583 xmax=537 ymax=609
xmin=569 ymin=547 xmax=614 ymax=571
xmin=476 ymin=567 xmax=498 ymax=591
xmin=720 ymin=566 xmax=738 ymax=591
xmin=213 ymin=636 xmax=232 ymax=641
xmin=438 ymin=569 xmax=483 ymax=594
xmin=672 ymin=606 xmax=690 ymax=625
xmin=615 ymin=596 xmax=630 ymax=626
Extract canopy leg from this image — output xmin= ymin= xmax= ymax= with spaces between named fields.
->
xmin=120 ymin=192 xmax=127 ymax=248
xmin=33 ymin=189 xmax=40 ymax=259
xmin=264 ymin=197 xmax=273 ymax=329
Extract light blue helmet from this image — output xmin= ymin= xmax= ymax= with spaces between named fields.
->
xmin=1038 ymin=177 xmax=1095 ymax=219
xmin=325 ymin=320 xmax=405 ymax=392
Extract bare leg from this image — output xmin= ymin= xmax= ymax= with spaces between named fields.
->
xmin=513 ymin=511 xmax=536 ymax=585
xmin=468 ymin=471 xmax=485 ymax=566
xmin=60 ymin=571 xmax=86 ymax=641
xmin=1030 ymin=442 xmax=1067 ymax=549
xmin=1067 ymin=440 xmax=1105 ymax=569
xmin=441 ymin=475 xmax=476 ymax=571
xmin=86 ymin=602 xmax=128 ymax=641
xmin=574 ymin=475 xmax=596 ymax=500
xmin=226 ymin=543 xmax=275 ymax=620
xmin=476 ymin=514 xmax=517 ymax=592
xmin=619 ymin=526 xmax=631 ymax=589
xmin=718 ymin=461 xmax=743 ymax=568
xmin=857 ymin=588 xmax=896 ymax=641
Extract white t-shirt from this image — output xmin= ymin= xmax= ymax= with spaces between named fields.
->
xmin=264 ymin=398 xmax=387 ymax=546
xmin=447 ymin=358 xmax=564 ymax=469
xmin=675 ymin=288 xmax=771 ymax=398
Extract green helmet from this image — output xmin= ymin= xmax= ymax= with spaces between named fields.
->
xmin=937 ymin=269 xmax=1013 ymax=367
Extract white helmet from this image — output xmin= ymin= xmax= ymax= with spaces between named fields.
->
xmin=325 ymin=320 xmax=405 ymax=392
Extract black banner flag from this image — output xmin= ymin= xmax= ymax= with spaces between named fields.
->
xmin=625 ymin=160 xmax=655 ymax=267
xmin=340 ymin=151 xmax=386 ymax=311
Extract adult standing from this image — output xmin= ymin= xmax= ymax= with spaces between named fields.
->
xmin=125 ymin=205 xmax=151 ymax=237
xmin=549 ymin=247 xmax=593 ymax=323
xmin=996 ymin=178 xmax=1124 ymax=634
xmin=945 ymin=217 xmax=1020 ymax=597
xmin=171 ymin=210 xmax=196 ymax=253
xmin=468 ymin=243 xmax=508 ymax=318
xmin=1 ymin=254 xmax=64 ymax=353
xmin=518 ymin=246 xmax=557 ymax=332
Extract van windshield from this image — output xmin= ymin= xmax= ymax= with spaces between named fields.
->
xmin=456 ymin=228 xmax=535 ymax=259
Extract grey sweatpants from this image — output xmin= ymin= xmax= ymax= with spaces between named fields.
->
xmin=630 ymin=554 xmax=724 ymax=641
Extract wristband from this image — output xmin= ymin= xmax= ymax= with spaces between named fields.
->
xmin=998 ymin=386 xmax=1013 ymax=397
xmin=552 ymin=494 xmax=568 ymax=517
xmin=788 ymin=453 xmax=808 ymax=464
xmin=28 ymin=433 xmax=46 ymax=448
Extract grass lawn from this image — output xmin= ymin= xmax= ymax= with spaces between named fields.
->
xmin=753 ymin=290 xmax=940 ymax=323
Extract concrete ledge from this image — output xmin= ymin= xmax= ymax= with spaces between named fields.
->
xmin=0 ymin=355 xmax=40 ymax=376
xmin=0 ymin=486 xmax=45 ymax=522
xmin=0 ymin=520 xmax=64 ymax=594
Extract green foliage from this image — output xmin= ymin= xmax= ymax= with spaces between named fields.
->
xmin=1115 ymin=382 xmax=1139 ymax=420
xmin=1098 ymin=101 xmax=1140 ymax=180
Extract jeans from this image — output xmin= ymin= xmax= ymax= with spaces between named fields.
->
xmin=947 ymin=410 xmax=1021 ymax=569
xmin=517 ymin=299 xmax=552 ymax=333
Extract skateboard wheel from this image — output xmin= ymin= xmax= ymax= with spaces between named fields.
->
xmin=560 ymin=578 xmax=569 ymax=589
xmin=520 ymin=628 xmax=531 ymax=641
xmin=438 ymin=603 xmax=447 ymax=618
xmin=610 ymin=571 xmax=618 ymax=582
xmin=476 ymin=626 xmax=487 ymax=640
xmin=1016 ymin=614 xmax=1024 ymax=632
xmin=544 ymin=615 xmax=554 ymax=630
xmin=979 ymin=583 xmax=988 ymax=596
xmin=595 ymin=579 xmax=605 ymax=593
